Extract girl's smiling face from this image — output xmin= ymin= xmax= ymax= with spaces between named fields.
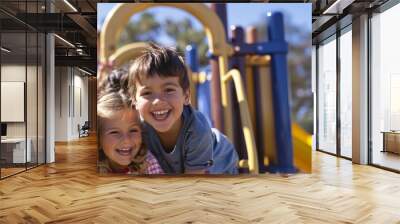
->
xmin=101 ymin=108 xmax=142 ymax=168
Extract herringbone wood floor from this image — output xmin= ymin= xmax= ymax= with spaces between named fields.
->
xmin=1 ymin=135 xmax=400 ymax=223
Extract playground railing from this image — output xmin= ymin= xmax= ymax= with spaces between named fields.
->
xmin=222 ymin=69 xmax=259 ymax=174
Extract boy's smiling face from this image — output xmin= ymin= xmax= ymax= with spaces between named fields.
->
xmin=134 ymin=75 xmax=190 ymax=134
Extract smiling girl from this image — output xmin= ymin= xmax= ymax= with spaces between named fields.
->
xmin=97 ymin=68 xmax=163 ymax=174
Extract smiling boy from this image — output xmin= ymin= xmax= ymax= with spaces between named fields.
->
xmin=129 ymin=43 xmax=238 ymax=174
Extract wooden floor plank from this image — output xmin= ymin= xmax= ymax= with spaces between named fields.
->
xmin=1 ymin=135 xmax=400 ymax=223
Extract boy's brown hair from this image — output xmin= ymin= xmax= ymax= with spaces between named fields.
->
xmin=128 ymin=43 xmax=190 ymax=98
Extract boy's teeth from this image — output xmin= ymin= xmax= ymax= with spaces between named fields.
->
xmin=152 ymin=110 xmax=169 ymax=120
xmin=153 ymin=110 xmax=168 ymax=115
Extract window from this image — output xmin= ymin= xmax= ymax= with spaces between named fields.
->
xmin=370 ymin=3 xmax=400 ymax=171
xmin=339 ymin=27 xmax=352 ymax=158
xmin=0 ymin=1 xmax=47 ymax=179
xmin=317 ymin=35 xmax=337 ymax=154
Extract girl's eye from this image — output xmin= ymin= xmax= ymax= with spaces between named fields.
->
xmin=130 ymin=128 xmax=139 ymax=133
xmin=140 ymin=91 xmax=151 ymax=96
xmin=108 ymin=130 xmax=119 ymax=135
xmin=165 ymin=88 xmax=175 ymax=93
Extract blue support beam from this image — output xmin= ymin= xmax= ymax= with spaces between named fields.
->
xmin=185 ymin=45 xmax=198 ymax=73
xmin=265 ymin=12 xmax=297 ymax=174
xmin=232 ymin=41 xmax=288 ymax=55
xmin=185 ymin=44 xmax=213 ymax=127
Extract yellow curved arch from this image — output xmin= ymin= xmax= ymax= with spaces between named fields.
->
xmin=100 ymin=3 xmax=233 ymax=61
xmin=109 ymin=42 xmax=150 ymax=68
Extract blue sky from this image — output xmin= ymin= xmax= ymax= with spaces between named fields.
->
xmin=97 ymin=3 xmax=311 ymax=43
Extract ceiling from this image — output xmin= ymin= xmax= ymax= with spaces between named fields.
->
xmin=0 ymin=0 xmax=98 ymax=74
xmin=1 ymin=0 xmax=395 ymax=74
xmin=310 ymin=0 xmax=390 ymax=44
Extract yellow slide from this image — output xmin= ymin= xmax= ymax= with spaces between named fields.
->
xmin=292 ymin=123 xmax=312 ymax=173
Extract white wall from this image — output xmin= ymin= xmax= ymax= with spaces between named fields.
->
xmin=1 ymin=64 xmax=46 ymax=164
xmin=55 ymin=67 xmax=69 ymax=141
xmin=1 ymin=65 xmax=26 ymax=141
xmin=54 ymin=67 xmax=89 ymax=141
xmin=1 ymin=65 xmax=34 ymax=137
xmin=73 ymin=73 xmax=89 ymax=137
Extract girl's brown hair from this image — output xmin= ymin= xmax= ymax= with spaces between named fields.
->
xmin=97 ymin=68 xmax=147 ymax=174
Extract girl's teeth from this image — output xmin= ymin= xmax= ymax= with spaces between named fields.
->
xmin=117 ymin=148 xmax=132 ymax=155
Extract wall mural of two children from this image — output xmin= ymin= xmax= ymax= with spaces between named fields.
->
xmin=97 ymin=3 xmax=312 ymax=175
xmin=97 ymin=44 xmax=239 ymax=175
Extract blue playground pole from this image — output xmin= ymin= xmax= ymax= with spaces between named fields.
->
xmin=185 ymin=45 xmax=212 ymax=127
xmin=185 ymin=45 xmax=198 ymax=73
xmin=197 ymin=72 xmax=212 ymax=127
xmin=265 ymin=12 xmax=297 ymax=173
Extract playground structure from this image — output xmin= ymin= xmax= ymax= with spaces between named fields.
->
xmin=99 ymin=3 xmax=312 ymax=174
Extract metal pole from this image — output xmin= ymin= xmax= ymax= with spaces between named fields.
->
xmin=265 ymin=12 xmax=296 ymax=173
xmin=185 ymin=44 xmax=198 ymax=108
xmin=246 ymin=27 xmax=266 ymax=173
xmin=209 ymin=3 xmax=228 ymax=131
xmin=230 ymin=26 xmax=247 ymax=169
